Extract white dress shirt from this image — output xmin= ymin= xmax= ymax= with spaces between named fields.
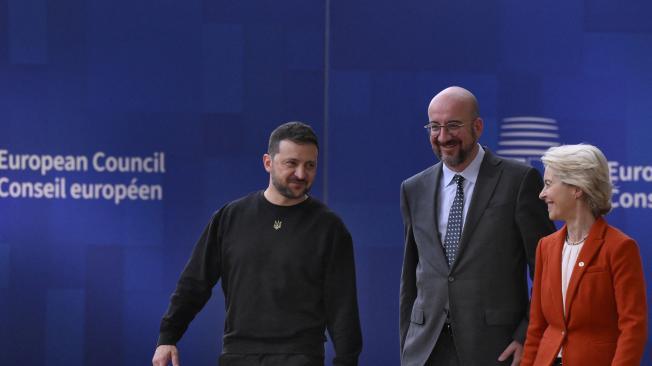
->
xmin=437 ymin=144 xmax=485 ymax=242
xmin=559 ymin=239 xmax=585 ymax=357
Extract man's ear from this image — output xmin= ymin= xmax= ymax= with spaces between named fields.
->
xmin=263 ymin=153 xmax=272 ymax=173
xmin=474 ymin=117 xmax=484 ymax=137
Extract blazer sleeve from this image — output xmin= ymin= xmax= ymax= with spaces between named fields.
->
xmin=610 ymin=237 xmax=648 ymax=365
xmin=520 ymin=239 xmax=549 ymax=366
xmin=513 ymin=167 xmax=556 ymax=342
xmin=399 ymin=181 xmax=418 ymax=353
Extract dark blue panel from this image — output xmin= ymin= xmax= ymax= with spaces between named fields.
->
xmin=355 ymin=246 xmax=403 ymax=365
xmin=331 ymin=203 xmax=403 ymax=248
xmin=86 ymin=0 xmax=202 ymax=113
xmin=497 ymin=74 xmax=544 ymax=117
xmin=46 ymin=289 xmax=84 ymax=366
xmin=329 ymin=71 xmax=371 ymax=121
xmin=5 ymin=243 xmax=48 ymax=365
xmin=583 ymin=34 xmax=652 ymax=79
xmin=161 ymin=156 xmax=212 ymax=248
xmin=585 ymin=0 xmax=652 ymax=33
xmin=201 ymin=158 xmax=267 ymax=208
xmin=124 ymin=248 xmax=164 ymax=291
xmin=284 ymin=70 xmax=325 ymax=127
xmin=0 ymin=243 xmax=8 ymax=288
xmin=202 ymin=113 xmax=247 ymax=157
xmin=203 ymin=0 xmax=324 ymax=24
xmin=0 ymin=0 xmax=8 ymax=61
xmin=123 ymin=291 xmax=172 ymax=366
xmin=45 ymin=199 xmax=130 ymax=246
xmin=46 ymin=244 xmax=86 ymax=288
xmin=625 ymin=75 xmax=652 ymax=159
xmin=286 ymin=27 xmax=323 ymax=71
xmin=8 ymin=0 xmax=48 ymax=64
xmin=203 ymin=24 xmax=244 ymax=114
xmin=331 ymin=0 xmax=498 ymax=71
xmin=122 ymin=203 xmax=165 ymax=246
xmin=540 ymin=75 xmax=627 ymax=124
xmin=0 ymin=289 xmax=7 ymax=361
xmin=0 ymin=197 xmax=58 ymax=244
xmin=241 ymin=23 xmax=291 ymax=130
xmin=47 ymin=0 xmax=86 ymax=68
xmin=85 ymin=246 xmax=124 ymax=365
xmin=85 ymin=112 xmax=204 ymax=154
xmin=498 ymin=0 xmax=583 ymax=74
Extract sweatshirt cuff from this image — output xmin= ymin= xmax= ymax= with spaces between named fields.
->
xmin=157 ymin=332 xmax=180 ymax=347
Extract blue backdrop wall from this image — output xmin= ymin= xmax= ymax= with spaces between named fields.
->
xmin=1 ymin=0 xmax=651 ymax=365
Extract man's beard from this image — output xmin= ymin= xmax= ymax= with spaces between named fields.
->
xmin=433 ymin=129 xmax=478 ymax=168
xmin=271 ymin=174 xmax=311 ymax=199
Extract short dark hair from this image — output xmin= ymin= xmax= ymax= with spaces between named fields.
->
xmin=268 ymin=121 xmax=319 ymax=156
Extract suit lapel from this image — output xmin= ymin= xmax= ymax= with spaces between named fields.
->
xmin=452 ymin=149 xmax=502 ymax=270
xmin=564 ymin=217 xmax=608 ymax=318
xmin=431 ymin=164 xmax=443 ymax=244
xmin=418 ymin=164 xmax=449 ymax=270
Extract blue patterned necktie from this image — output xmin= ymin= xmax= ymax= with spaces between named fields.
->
xmin=443 ymin=175 xmax=465 ymax=267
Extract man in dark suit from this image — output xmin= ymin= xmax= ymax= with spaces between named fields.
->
xmin=399 ymin=86 xmax=555 ymax=366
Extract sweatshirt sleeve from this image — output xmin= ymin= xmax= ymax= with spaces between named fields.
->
xmin=324 ymin=220 xmax=363 ymax=366
xmin=157 ymin=211 xmax=223 ymax=346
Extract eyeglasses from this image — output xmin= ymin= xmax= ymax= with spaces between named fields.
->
xmin=423 ymin=121 xmax=467 ymax=135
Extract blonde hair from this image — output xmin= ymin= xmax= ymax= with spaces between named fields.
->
xmin=541 ymin=144 xmax=613 ymax=216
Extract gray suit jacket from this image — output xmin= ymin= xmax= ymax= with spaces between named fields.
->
xmin=399 ymin=149 xmax=555 ymax=366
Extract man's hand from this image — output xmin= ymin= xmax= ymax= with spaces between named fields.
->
xmin=152 ymin=345 xmax=180 ymax=366
xmin=497 ymin=340 xmax=523 ymax=366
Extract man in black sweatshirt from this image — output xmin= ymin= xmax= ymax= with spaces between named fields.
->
xmin=152 ymin=122 xmax=362 ymax=366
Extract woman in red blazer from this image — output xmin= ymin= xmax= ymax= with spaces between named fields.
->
xmin=521 ymin=144 xmax=647 ymax=366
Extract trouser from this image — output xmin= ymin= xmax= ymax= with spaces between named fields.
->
xmin=219 ymin=353 xmax=324 ymax=366
xmin=426 ymin=323 xmax=460 ymax=366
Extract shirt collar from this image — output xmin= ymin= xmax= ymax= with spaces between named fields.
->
xmin=442 ymin=144 xmax=485 ymax=187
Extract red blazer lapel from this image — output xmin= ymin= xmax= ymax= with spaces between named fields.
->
xmin=547 ymin=226 xmax=566 ymax=321
xmin=563 ymin=217 xmax=608 ymax=318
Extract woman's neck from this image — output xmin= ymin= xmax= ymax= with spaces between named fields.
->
xmin=565 ymin=210 xmax=596 ymax=243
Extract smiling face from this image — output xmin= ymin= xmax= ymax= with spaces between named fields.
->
xmin=539 ymin=167 xmax=579 ymax=222
xmin=264 ymin=139 xmax=318 ymax=205
xmin=427 ymin=88 xmax=483 ymax=172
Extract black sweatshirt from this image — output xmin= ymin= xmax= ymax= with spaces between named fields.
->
xmin=158 ymin=191 xmax=362 ymax=365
